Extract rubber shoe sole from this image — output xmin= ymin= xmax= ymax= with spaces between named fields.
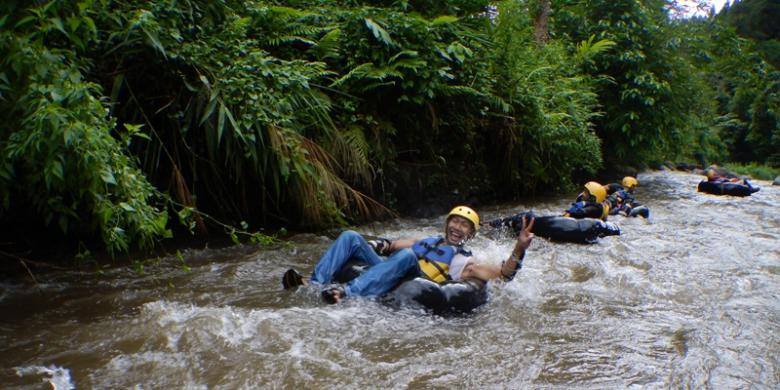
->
xmin=282 ymin=269 xmax=304 ymax=290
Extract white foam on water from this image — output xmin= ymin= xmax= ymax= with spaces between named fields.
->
xmin=141 ymin=300 xmax=278 ymax=350
xmin=3 ymin=170 xmax=779 ymax=388
xmin=106 ymin=351 xmax=190 ymax=372
xmin=15 ymin=364 xmax=75 ymax=390
xmin=93 ymin=351 xmax=207 ymax=389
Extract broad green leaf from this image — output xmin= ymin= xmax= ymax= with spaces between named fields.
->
xmin=59 ymin=215 xmax=69 ymax=233
xmin=51 ymin=160 xmax=64 ymax=181
xmin=15 ymin=16 xmax=36 ymax=29
xmin=269 ymin=6 xmax=310 ymax=19
xmin=389 ymin=50 xmax=418 ymax=63
xmin=110 ymin=74 xmax=124 ymax=107
xmin=83 ymin=16 xmax=96 ymax=36
xmin=364 ymin=18 xmax=394 ymax=46
xmin=141 ymin=25 xmax=166 ymax=57
xmin=431 ymin=15 xmax=458 ymax=25
xmin=200 ymin=90 xmax=218 ymax=125
xmin=222 ymin=104 xmax=243 ymax=142
xmin=119 ymin=202 xmax=135 ymax=212
xmin=217 ymin=103 xmax=226 ymax=145
xmin=67 ymin=16 xmax=81 ymax=33
xmin=101 ymin=168 xmax=117 ymax=185
xmin=51 ymin=17 xmax=66 ymax=34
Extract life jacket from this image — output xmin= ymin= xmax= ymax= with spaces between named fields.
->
xmin=615 ymin=190 xmax=634 ymax=203
xmin=565 ymin=201 xmax=610 ymax=220
xmin=566 ymin=201 xmax=585 ymax=214
xmin=605 ymin=183 xmax=625 ymax=195
xmin=411 ymin=236 xmax=472 ymax=283
xmin=608 ymin=190 xmax=633 ymax=210
xmin=709 ymin=177 xmax=736 ymax=184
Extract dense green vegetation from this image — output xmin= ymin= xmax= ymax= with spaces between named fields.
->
xmin=0 ymin=0 xmax=777 ymax=262
xmin=717 ymin=0 xmax=780 ymax=166
xmin=724 ymin=162 xmax=780 ymax=180
xmin=720 ymin=0 xmax=780 ymax=68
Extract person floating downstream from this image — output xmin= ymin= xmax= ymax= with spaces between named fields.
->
xmin=564 ymin=181 xmax=611 ymax=220
xmin=697 ymin=168 xmax=760 ymax=196
xmin=282 ymin=206 xmax=535 ymax=305
xmin=605 ymin=176 xmax=638 ymax=198
xmin=705 ymin=168 xmax=756 ymax=188
xmin=604 ymin=176 xmax=649 ymax=218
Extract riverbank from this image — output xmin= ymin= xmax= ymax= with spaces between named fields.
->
xmin=3 ymin=164 xmax=775 ymax=283
xmin=724 ymin=162 xmax=780 ymax=181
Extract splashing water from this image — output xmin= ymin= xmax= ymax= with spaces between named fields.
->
xmin=1 ymin=171 xmax=778 ymax=388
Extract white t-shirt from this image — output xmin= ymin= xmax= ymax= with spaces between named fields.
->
xmin=448 ymin=253 xmax=471 ymax=280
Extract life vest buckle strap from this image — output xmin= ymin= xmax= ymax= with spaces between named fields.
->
xmin=422 ymin=257 xmax=452 ymax=282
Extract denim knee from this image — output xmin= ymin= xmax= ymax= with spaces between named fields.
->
xmin=337 ymin=230 xmax=361 ymax=241
xmin=395 ymin=248 xmax=418 ymax=265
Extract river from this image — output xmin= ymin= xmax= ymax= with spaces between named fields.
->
xmin=1 ymin=171 xmax=778 ymax=388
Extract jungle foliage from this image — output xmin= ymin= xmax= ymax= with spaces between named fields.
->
xmin=553 ymin=0 xmax=720 ymax=166
xmin=719 ymin=0 xmax=780 ymax=68
xmin=677 ymin=6 xmax=780 ymax=167
xmin=713 ymin=0 xmax=780 ymax=165
xmin=0 ymin=0 xmax=776 ymax=261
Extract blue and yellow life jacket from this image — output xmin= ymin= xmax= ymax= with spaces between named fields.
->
xmin=564 ymin=201 xmax=610 ymax=220
xmin=613 ymin=190 xmax=635 ymax=210
xmin=411 ymin=236 xmax=472 ymax=283
xmin=615 ymin=190 xmax=634 ymax=203
xmin=565 ymin=201 xmax=588 ymax=215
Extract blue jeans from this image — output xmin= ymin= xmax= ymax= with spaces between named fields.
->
xmin=311 ymin=230 xmax=420 ymax=297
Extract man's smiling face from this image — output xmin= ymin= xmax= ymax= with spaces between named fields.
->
xmin=445 ymin=215 xmax=475 ymax=245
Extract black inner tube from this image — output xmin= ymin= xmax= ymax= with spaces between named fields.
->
xmin=333 ymin=259 xmax=488 ymax=316
xmin=697 ymin=180 xmax=759 ymax=197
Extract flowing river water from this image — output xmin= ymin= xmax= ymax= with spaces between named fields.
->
xmin=1 ymin=171 xmax=778 ymax=389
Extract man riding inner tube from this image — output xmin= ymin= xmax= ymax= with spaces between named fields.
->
xmin=698 ymin=169 xmax=760 ymax=196
xmin=564 ymin=181 xmax=611 ymax=220
xmin=604 ymin=176 xmax=649 ymax=218
xmin=705 ymin=169 xmax=758 ymax=187
xmin=604 ymin=176 xmax=638 ymax=196
xmin=282 ymin=206 xmax=535 ymax=312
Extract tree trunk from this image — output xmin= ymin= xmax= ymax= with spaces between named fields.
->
xmin=533 ymin=0 xmax=551 ymax=44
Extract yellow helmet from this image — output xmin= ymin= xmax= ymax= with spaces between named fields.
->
xmin=706 ymin=169 xmax=716 ymax=180
xmin=622 ymin=176 xmax=638 ymax=190
xmin=584 ymin=181 xmax=607 ymax=203
xmin=446 ymin=205 xmax=480 ymax=231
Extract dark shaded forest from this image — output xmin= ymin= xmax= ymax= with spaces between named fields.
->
xmin=0 ymin=0 xmax=777 ymax=264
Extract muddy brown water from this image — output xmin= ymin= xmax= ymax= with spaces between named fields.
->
xmin=1 ymin=171 xmax=778 ymax=388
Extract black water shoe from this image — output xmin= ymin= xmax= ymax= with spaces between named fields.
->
xmin=282 ymin=268 xmax=304 ymax=290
